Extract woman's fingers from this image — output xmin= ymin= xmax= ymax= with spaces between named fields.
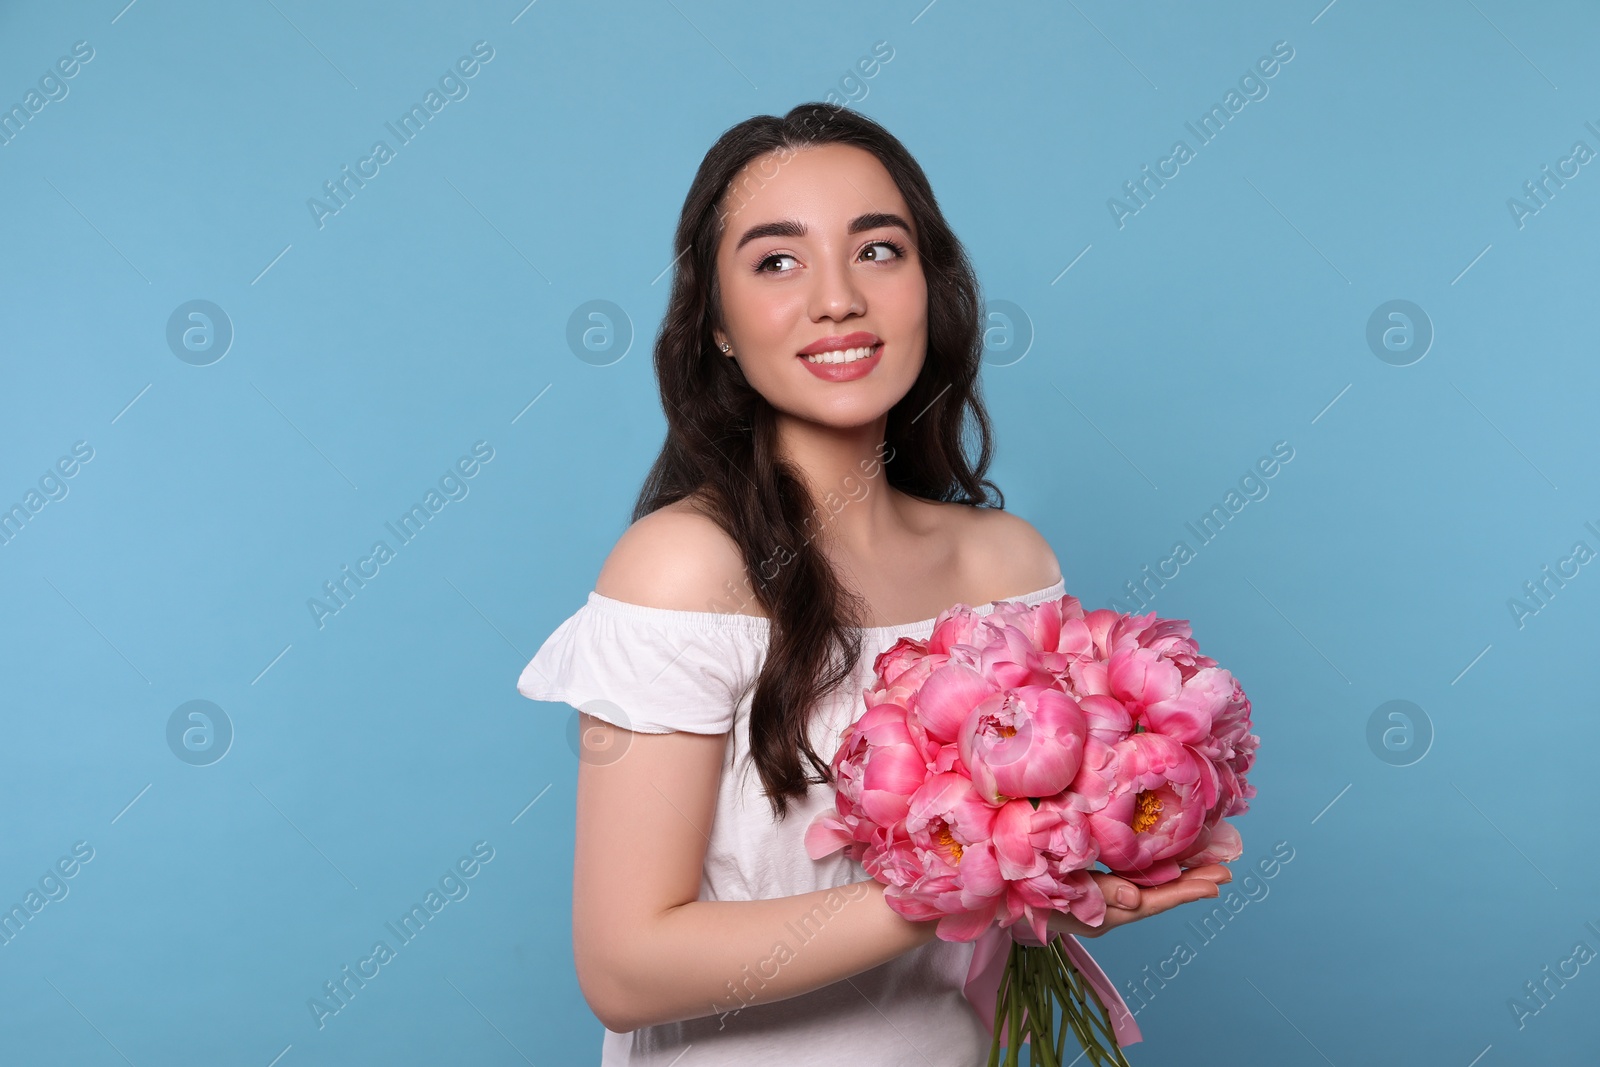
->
xmin=1177 ymin=863 xmax=1233 ymax=886
xmin=1090 ymin=871 xmax=1142 ymax=910
xmin=1108 ymin=873 xmax=1222 ymax=923
xmin=1046 ymin=864 xmax=1236 ymax=940
xmin=1138 ymin=877 xmax=1221 ymax=916
xmin=1097 ymin=864 xmax=1232 ymax=913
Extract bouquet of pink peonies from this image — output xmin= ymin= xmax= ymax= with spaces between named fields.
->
xmin=805 ymin=592 xmax=1258 ymax=1067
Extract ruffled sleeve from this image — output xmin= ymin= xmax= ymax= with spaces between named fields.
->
xmin=516 ymin=593 xmax=759 ymax=735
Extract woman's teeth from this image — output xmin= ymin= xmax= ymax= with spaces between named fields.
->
xmin=802 ymin=345 xmax=877 ymax=365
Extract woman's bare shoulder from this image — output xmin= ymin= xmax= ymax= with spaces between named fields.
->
xmin=593 ymin=496 xmax=758 ymax=616
xmin=958 ymin=504 xmax=1063 ymax=596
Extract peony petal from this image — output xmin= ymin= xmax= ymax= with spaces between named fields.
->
xmin=804 ymin=811 xmax=854 ymax=860
xmin=1178 ymin=818 xmax=1243 ymax=866
xmin=1108 ymin=647 xmax=1183 ymax=714
xmin=934 ymin=904 xmax=997 ymax=943
xmin=992 ymin=799 xmax=1044 ymax=880
xmin=915 ymin=662 xmax=997 ymax=743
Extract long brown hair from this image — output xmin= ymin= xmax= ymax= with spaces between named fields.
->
xmin=633 ymin=103 xmax=1003 ymax=819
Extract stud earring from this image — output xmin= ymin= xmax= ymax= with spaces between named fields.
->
xmin=719 ymin=341 xmax=732 ymax=354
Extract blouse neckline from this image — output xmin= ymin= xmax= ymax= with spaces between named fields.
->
xmin=585 ymin=578 xmax=1067 ymax=638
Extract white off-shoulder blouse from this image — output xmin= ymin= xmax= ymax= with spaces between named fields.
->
xmin=517 ymin=578 xmax=1068 ymax=1067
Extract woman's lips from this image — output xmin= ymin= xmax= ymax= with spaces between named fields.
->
xmin=797 ymin=342 xmax=883 ymax=382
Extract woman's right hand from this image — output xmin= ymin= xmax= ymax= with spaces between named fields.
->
xmin=1041 ymin=864 xmax=1233 ymax=941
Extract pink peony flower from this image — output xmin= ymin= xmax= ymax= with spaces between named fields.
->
xmin=807 ymin=591 xmax=1258 ymax=943
xmin=874 ymin=635 xmax=939 ymax=690
xmin=847 ymin=700 xmax=932 ymax=827
xmin=957 ymin=685 xmax=1088 ymax=805
xmin=1071 ymin=732 xmax=1209 ymax=886
xmin=990 ymin=794 xmax=1105 ymax=945
xmin=888 ymin=772 xmax=1008 ymax=941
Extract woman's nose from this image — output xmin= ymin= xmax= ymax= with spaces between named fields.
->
xmin=808 ymin=256 xmax=865 ymax=321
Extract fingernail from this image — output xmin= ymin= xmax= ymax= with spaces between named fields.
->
xmin=1116 ymin=886 xmax=1137 ymax=907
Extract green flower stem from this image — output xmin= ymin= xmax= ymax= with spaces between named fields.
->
xmin=1049 ymin=936 xmax=1134 ymax=1067
xmin=1047 ymin=961 xmax=1100 ymax=1063
xmin=1005 ymin=941 xmax=1023 ymax=1067
xmin=990 ymin=933 xmax=1136 ymax=1067
xmin=1056 ymin=975 xmax=1071 ymax=1066
xmin=1030 ymin=947 xmax=1063 ymax=1067
xmin=1025 ymin=949 xmax=1045 ymax=1067
xmin=1038 ymin=938 xmax=1117 ymax=1067
xmin=1049 ymin=961 xmax=1097 ymax=1058
xmin=989 ymin=944 xmax=1015 ymax=1067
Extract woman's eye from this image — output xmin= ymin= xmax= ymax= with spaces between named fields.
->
xmin=862 ymin=240 xmax=904 ymax=263
xmin=755 ymin=241 xmax=904 ymax=273
xmin=756 ymin=253 xmax=799 ymax=273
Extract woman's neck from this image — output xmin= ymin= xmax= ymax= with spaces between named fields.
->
xmin=772 ymin=412 xmax=901 ymax=560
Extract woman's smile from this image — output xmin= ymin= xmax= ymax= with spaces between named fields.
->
xmin=797 ymin=331 xmax=885 ymax=381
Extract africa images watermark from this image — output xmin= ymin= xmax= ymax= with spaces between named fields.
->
xmin=1506 ymin=917 xmax=1600 ymax=1031
xmin=307 ymin=41 xmax=496 ymax=230
xmin=307 ymin=841 xmax=495 ymax=1029
xmin=1506 ymin=519 xmax=1600 ymax=630
xmin=308 ymin=441 xmax=495 ymax=629
xmin=1106 ymin=440 xmax=1295 ymax=614
xmin=1505 ymin=117 xmax=1600 ymax=231
xmin=0 ymin=39 xmax=95 ymax=149
xmin=708 ymin=440 xmax=895 ymax=616
xmin=1117 ymin=839 xmax=1296 ymax=1017
xmin=0 ymin=841 xmax=96 ymax=948
xmin=1107 ymin=40 xmax=1296 ymax=229
xmin=0 ymin=440 xmax=95 ymax=551
xmin=710 ymin=880 xmax=872 ymax=1029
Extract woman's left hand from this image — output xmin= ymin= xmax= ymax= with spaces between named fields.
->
xmin=1019 ymin=864 xmax=1233 ymax=943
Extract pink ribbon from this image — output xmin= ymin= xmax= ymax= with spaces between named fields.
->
xmin=962 ymin=924 xmax=1142 ymax=1047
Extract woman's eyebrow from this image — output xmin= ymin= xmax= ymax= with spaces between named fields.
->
xmin=733 ymin=212 xmax=912 ymax=251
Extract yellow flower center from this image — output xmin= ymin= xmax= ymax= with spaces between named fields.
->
xmin=1131 ymin=790 xmax=1163 ymax=834
xmin=936 ymin=822 xmax=963 ymax=862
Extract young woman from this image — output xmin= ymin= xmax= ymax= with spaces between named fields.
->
xmin=519 ymin=103 xmax=1232 ymax=1065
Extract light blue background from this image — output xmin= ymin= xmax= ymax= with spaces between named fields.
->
xmin=2 ymin=1 xmax=1596 ymax=1064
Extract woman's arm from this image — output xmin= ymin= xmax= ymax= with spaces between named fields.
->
xmin=575 ymin=504 xmax=947 ymax=1031
xmin=573 ymin=717 xmax=1228 ymax=1032
xmin=572 ymin=718 xmax=939 ymax=1033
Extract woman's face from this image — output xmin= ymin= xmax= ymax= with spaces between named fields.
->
xmin=712 ymin=143 xmax=927 ymax=430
